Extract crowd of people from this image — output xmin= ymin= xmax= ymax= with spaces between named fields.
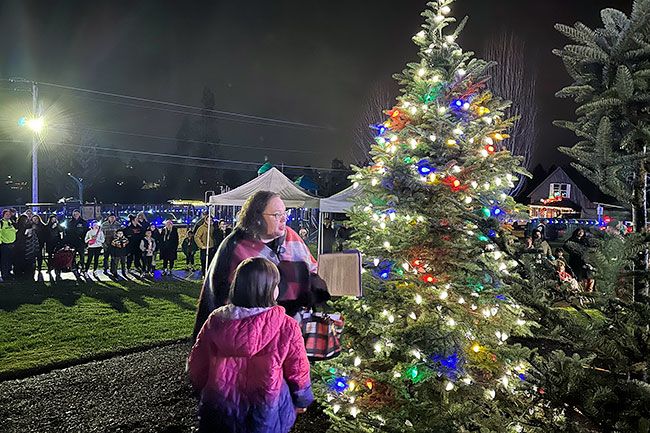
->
xmin=518 ymin=226 xmax=596 ymax=293
xmin=0 ymin=207 xmax=237 ymax=282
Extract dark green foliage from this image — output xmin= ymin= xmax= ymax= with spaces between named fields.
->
xmin=512 ymin=232 xmax=650 ymax=432
xmin=554 ymin=0 xmax=650 ymax=203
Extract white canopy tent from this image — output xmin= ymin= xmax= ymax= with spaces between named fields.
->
xmin=208 ymin=167 xmax=320 ymax=208
xmin=319 ymin=185 xmax=363 ymax=213
xmin=204 ymin=167 xmax=320 ymax=274
xmin=317 ymin=185 xmax=363 ymax=254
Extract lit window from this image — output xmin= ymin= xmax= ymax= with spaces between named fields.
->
xmin=549 ymin=183 xmax=571 ymax=199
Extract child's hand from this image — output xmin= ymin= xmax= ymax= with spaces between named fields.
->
xmin=295 ymin=407 xmax=307 ymax=414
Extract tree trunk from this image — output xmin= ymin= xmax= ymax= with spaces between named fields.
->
xmin=632 ymin=155 xmax=649 ymax=302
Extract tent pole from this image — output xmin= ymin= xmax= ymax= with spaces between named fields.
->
xmin=205 ymin=204 xmax=214 ymax=277
xmin=318 ymin=210 xmax=323 ymax=256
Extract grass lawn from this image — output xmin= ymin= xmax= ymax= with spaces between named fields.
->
xmin=0 ymin=277 xmax=201 ymax=379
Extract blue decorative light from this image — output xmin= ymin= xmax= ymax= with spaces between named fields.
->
xmin=430 ymin=351 xmax=464 ymax=380
xmin=375 ymin=260 xmax=392 ymax=280
xmin=495 ymin=294 xmax=507 ymax=301
xmin=328 ymin=376 xmax=348 ymax=393
xmin=417 ymin=158 xmax=435 ymax=176
xmin=452 ymin=99 xmax=464 ymax=108
xmin=371 ymin=123 xmax=388 ymax=136
xmin=518 ymin=373 xmax=526 ymax=381
xmin=487 ymin=229 xmax=496 ymax=238
xmin=491 ymin=206 xmax=503 ymax=216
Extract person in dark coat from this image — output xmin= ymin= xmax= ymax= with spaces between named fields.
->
xmin=13 ymin=215 xmax=39 ymax=280
xmin=335 ymin=222 xmax=352 ymax=252
xmin=321 ymin=218 xmax=335 ymax=254
xmin=214 ymin=220 xmax=232 ymax=249
xmin=564 ymin=228 xmax=595 ymax=292
xmin=31 ymin=215 xmax=47 ymax=272
xmin=160 ymin=220 xmax=179 ymax=275
xmin=124 ymin=214 xmax=144 ymax=273
xmin=44 ymin=215 xmax=63 ymax=273
xmin=149 ymin=223 xmax=162 ymax=270
xmin=182 ymin=230 xmax=198 ymax=271
xmin=64 ymin=209 xmax=87 ymax=270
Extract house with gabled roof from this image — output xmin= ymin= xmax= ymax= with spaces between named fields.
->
xmin=526 ymin=166 xmax=628 ymax=220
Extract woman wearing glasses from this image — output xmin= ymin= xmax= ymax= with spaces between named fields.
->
xmin=192 ymin=190 xmax=329 ymax=341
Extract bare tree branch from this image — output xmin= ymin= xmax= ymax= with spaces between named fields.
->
xmin=351 ymin=81 xmax=395 ymax=165
xmin=485 ymin=32 xmax=538 ymax=196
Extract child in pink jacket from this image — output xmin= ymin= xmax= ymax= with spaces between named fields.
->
xmin=188 ymin=257 xmax=313 ymax=433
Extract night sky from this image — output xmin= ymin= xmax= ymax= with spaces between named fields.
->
xmin=0 ymin=0 xmax=635 ymax=201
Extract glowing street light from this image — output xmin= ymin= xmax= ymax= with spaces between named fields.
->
xmin=26 ymin=117 xmax=45 ymax=133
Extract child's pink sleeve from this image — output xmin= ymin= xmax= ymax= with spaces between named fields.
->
xmin=282 ymin=320 xmax=314 ymax=408
xmin=187 ymin=319 xmax=213 ymax=392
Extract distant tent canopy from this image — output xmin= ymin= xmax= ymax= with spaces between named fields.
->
xmin=294 ymin=175 xmax=319 ymax=194
xmin=319 ymin=185 xmax=363 ymax=213
xmin=208 ymin=167 xmax=320 ymax=208
xmin=257 ymin=162 xmax=273 ymax=176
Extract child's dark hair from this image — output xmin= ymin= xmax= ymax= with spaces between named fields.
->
xmin=116 ymin=229 xmax=124 ymax=234
xmin=229 ymin=257 xmax=280 ymax=308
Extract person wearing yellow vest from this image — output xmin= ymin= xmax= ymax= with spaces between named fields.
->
xmin=0 ymin=209 xmax=18 ymax=281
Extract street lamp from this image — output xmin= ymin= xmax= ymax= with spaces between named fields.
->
xmin=25 ymin=117 xmax=45 ymax=133
xmin=67 ymin=173 xmax=84 ymax=205
xmin=15 ymin=81 xmax=43 ymax=211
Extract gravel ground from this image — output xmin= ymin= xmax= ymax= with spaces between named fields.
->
xmin=0 ymin=342 xmax=329 ymax=433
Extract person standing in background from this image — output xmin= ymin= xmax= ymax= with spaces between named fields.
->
xmin=195 ymin=217 xmax=216 ymax=275
xmin=214 ymin=220 xmax=232 ymax=250
xmin=45 ymin=215 xmax=63 ymax=274
xmin=110 ymin=229 xmax=129 ymax=278
xmin=64 ymin=209 xmax=87 ymax=270
xmin=84 ymin=221 xmax=105 ymax=277
xmin=321 ymin=218 xmax=335 ymax=254
xmin=182 ymin=230 xmax=198 ymax=271
xmin=160 ymin=220 xmax=179 ymax=275
xmin=124 ymin=214 xmax=143 ymax=273
xmin=101 ymin=214 xmax=121 ymax=275
xmin=140 ymin=229 xmax=156 ymax=277
xmin=31 ymin=214 xmax=47 ymax=274
xmin=0 ymin=209 xmax=17 ymax=281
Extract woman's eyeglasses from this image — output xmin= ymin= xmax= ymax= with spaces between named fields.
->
xmin=263 ymin=211 xmax=289 ymax=220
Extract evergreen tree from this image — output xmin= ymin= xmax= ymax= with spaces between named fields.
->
xmin=513 ymin=230 xmax=650 ymax=432
xmin=509 ymin=4 xmax=650 ymax=430
xmin=554 ymin=0 xmax=650 ymax=299
xmin=314 ymin=2 xmax=542 ymax=431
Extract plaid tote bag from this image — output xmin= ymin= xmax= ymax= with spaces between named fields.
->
xmin=300 ymin=311 xmax=344 ymax=361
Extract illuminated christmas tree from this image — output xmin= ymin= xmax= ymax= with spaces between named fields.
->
xmin=314 ymin=1 xmax=543 ymax=431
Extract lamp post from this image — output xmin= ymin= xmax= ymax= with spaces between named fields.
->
xmin=14 ymin=79 xmax=43 ymax=212
xmin=68 ymin=173 xmax=84 ymax=205
xmin=31 ymin=82 xmax=40 ymax=211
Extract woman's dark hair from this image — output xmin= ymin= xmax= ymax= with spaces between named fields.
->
xmin=229 ymin=257 xmax=280 ymax=308
xmin=48 ymin=215 xmax=58 ymax=224
xmin=569 ymin=228 xmax=585 ymax=240
xmin=16 ymin=214 xmax=29 ymax=229
xmin=237 ymin=191 xmax=281 ymax=238
xmin=32 ymin=214 xmax=45 ymax=225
